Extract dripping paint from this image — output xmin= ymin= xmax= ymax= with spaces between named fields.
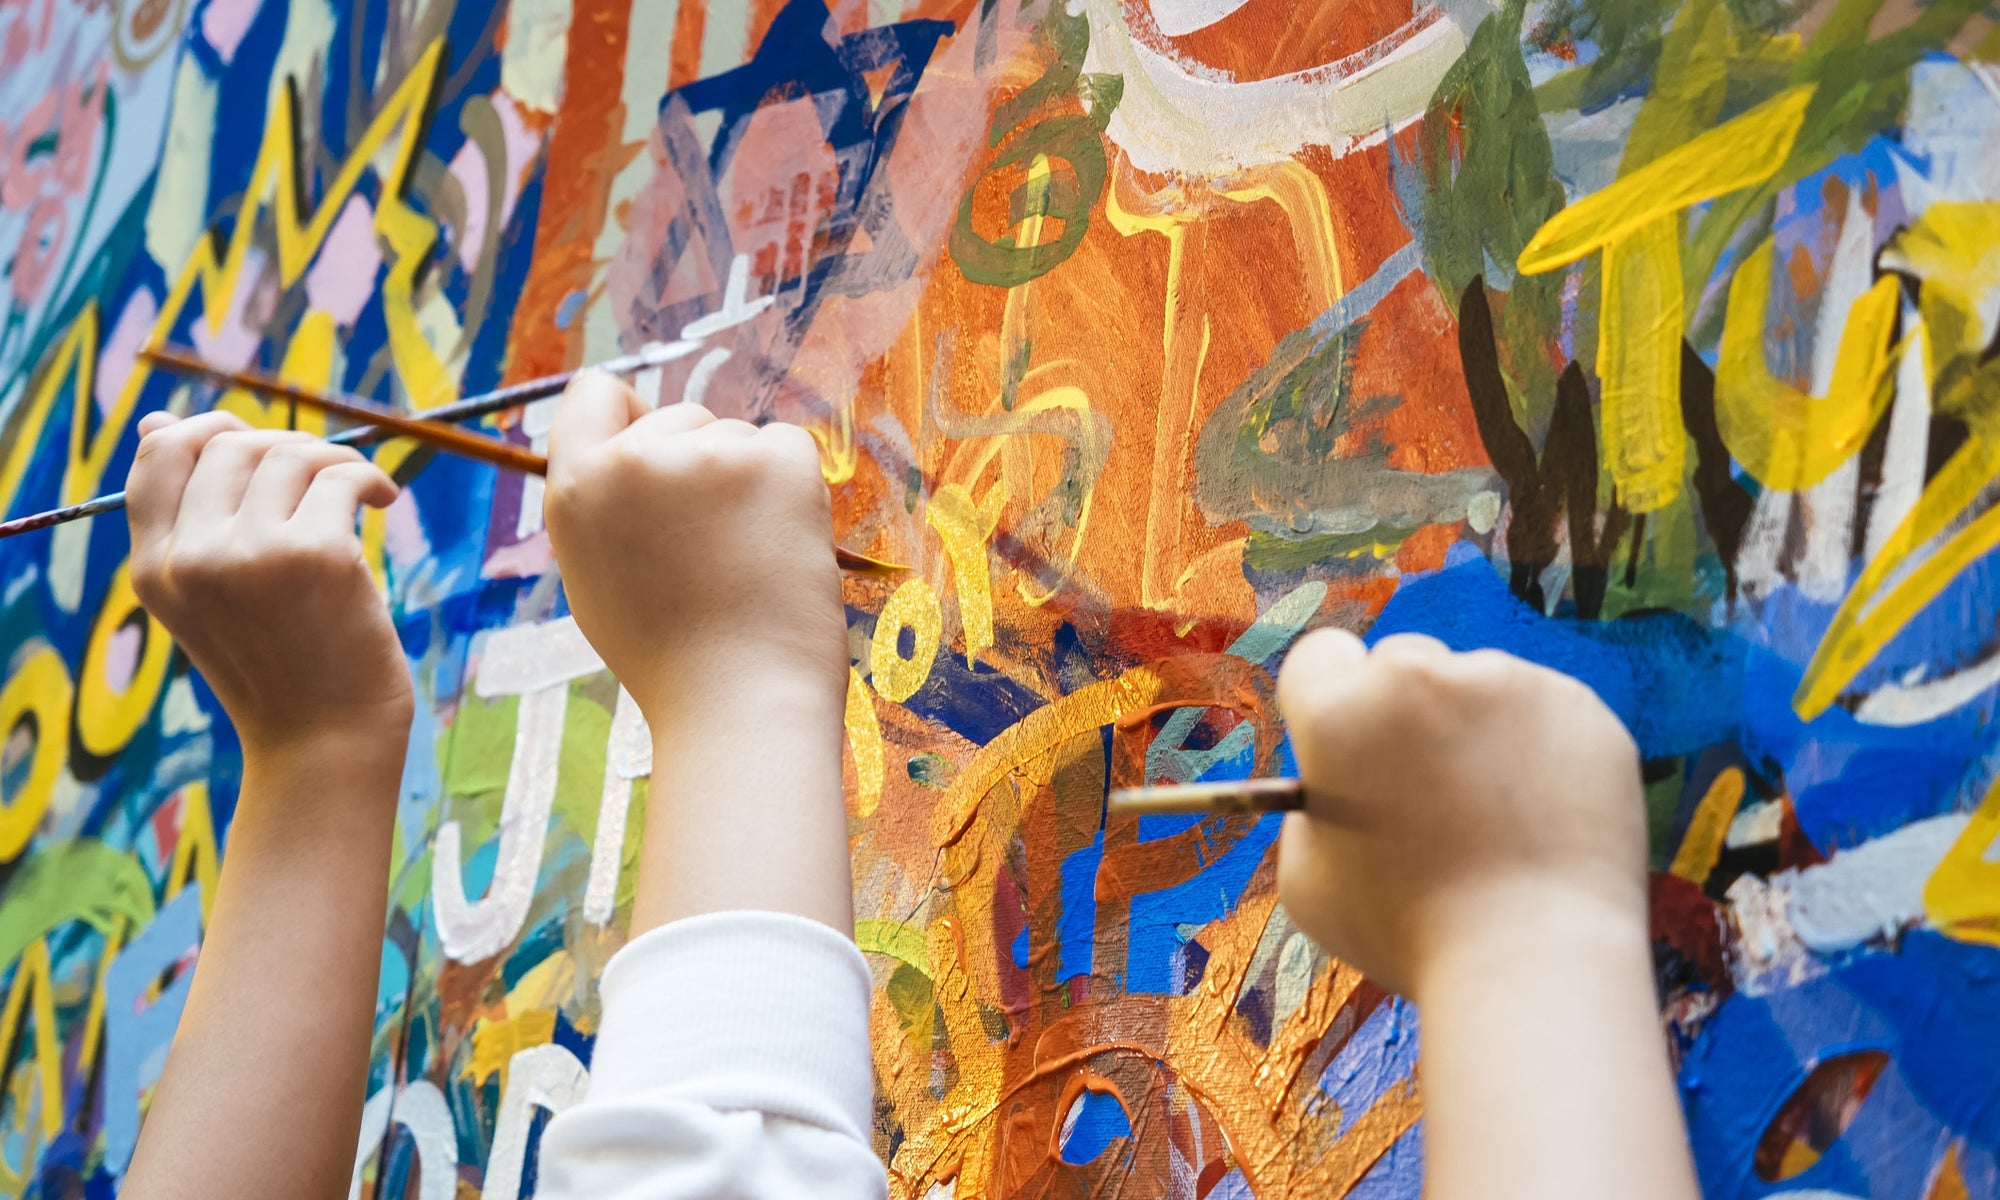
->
xmin=0 ymin=0 xmax=1997 ymax=1196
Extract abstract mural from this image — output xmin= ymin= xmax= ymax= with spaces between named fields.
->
xmin=0 ymin=0 xmax=1997 ymax=1195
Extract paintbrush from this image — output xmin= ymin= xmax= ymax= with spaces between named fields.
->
xmin=0 ymin=341 xmax=700 ymax=538
xmin=0 ymin=347 xmax=907 ymax=576
xmin=1107 ymin=777 xmax=1306 ymax=817
xmin=141 ymin=345 xmax=551 ymax=475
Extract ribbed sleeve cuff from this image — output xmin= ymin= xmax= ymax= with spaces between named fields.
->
xmin=586 ymin=911 xmax=876 ymax=1142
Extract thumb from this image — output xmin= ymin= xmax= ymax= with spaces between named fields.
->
xmin=548 ymin=369 xmax=648 ymax=474
xmin=1275 ymin=627 xmax=1378 ymax=821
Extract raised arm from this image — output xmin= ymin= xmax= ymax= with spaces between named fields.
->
xmin=1274 ymin=629 xmax=1701 ymax=1200
xmin=534 ymin=373 xmax=883 ymax=1199
xmin=120 ymin=412 xmax=409 ymax=1200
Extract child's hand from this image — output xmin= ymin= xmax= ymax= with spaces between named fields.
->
xmin=126 ymin=411 xmax=410 ymax=754
xmin=1274 ymin=629 xmax=1647 ymax=996
xmin=543 ymin=374 xmax=847 ymax=727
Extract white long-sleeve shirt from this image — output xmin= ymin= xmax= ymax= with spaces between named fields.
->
xmin=536 ymin=911 xmax=888 ymax=1199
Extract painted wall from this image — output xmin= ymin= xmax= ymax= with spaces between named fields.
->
xmin=0 ymin=0 xmax=1996 ymax=1196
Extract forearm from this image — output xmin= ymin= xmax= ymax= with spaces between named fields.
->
xmin=633 ymin=676 xmax=852 ymax=936
xmin=1413 ymin=892 xmax=1698 ymax=1200
xmin=124 ymin=730 xmax=405 ymax=1200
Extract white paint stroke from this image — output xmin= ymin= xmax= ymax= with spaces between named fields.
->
xmin=390 ymin=1081 xmax=458 ymax=1200
xmin=481 ymin=1044 xmax=589 ymax=1200
xmin=348 ymin=1089 xmax=395 ymax=1200
xmin=1864 ymin=310 xmax=1930 ymax=565
xmin=1725 ymin=799 xmax=1784 ymax=849
xmin=1787 ymin=814 xmax=1967 ymax=952
xmin=1148 ymin=0 xmax=1256 ymax=37
xmin=476 ymin=617 xmax=605 ymax=698
xmin=1856 ymin=649 xmax=2000 ymax=726
xmin=585 ymin=686 xmax=650 ymax=925
xmin=1793 ymin=188 xmax=1874 ymax=604
xmin=1078 ymin=0 xmax=1492 ymax=176
xmin=144 ymin=55 xmax=218 ymax=275
xmin=435 ymin=685 xmax=566 ymax=962
xmin=501 ymin=0 xmax=575 ymax=114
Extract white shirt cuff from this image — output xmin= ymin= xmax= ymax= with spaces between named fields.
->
xmin=586 ymin=910 xmax=876 ymax=1142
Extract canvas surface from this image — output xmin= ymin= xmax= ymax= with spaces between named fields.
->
xmin=0 ymin=0 xmax=1996 ymax=1196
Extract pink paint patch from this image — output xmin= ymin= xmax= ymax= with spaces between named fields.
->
xmin=104 ymin=621 xmax=143 ymax=694
xmin=489 ymin=91 xmax=545 ymax=231
xmin=201 ymin=0 xmax=266 ymax=62
xmin=446 ymin=142 xmax=492 ymax=266
xmin=304 ymin=196 xmax=382 ymax=326
xmin=482 ymin=529 xmax=555 ymax=579
xmin=382 ymin=488 xmax=429 ymax=570
xmin=95 ymin=289 xmax=159 ymax=416
xmin=189 ymin=248 xmax=268 ymax=370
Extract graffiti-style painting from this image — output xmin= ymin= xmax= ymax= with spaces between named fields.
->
xmin=1 ymin=0 xmax=1998 ymax=1195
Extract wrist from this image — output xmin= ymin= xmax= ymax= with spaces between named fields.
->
xmin=1411 ymin=876 xmax=1652 ymax=1012
xmin=633 ymin=647 xmax=845 ymax=733
xmin=234 ymin=719 xmax=410 ymax=843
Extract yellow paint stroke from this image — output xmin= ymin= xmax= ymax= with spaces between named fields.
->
xmin=1597 ymin=214 xmax=1687 ymax=512
xmin=215 ymin=308 xmax=335 ymax=435
xmin=76 ymin=917 xmax=126 ymax=1084
xmin=845 ymin=669 xmax=885 ymax=820
xmin=1924 ymin=772 xmax=2000 ymax=946
xmin=360 ymin=437 xmax=423 ymax=590
xmin=998 ymin=154 xmax=1053 ymax=411
xmin=931 ymin=366 xmax=1107 ymax=609
xmin=467 ymin=1010 xmax=557 ymax=1087
xmin=1517 ymin=86 xmax=1814 ymax=511
xmin=927 ymin=481 xmax=1007 ymax=667
xmin=1716 ymin=238 xmax=1904 ymax=490
xmin=871 ymin=578 xmax=943 ymax=704
xmin=1219 ymin=159 xmax=1343 ymax=312
xmin=168 ymin=783 xmax=219 ymax=924
xmin=1878 ymin=202 xmax=2000 ymax=397
xmin=0 ymin=940 xmax=63 ymax=1144
xmin=1795 ymin=434 xmax=2000 ymax=719
xmin=1517 ymin=86 xmax=1815 ymax=273
xmin=1928 ymin=1142 xmax=1971 ymax=1200
xmin=1795 ymin=205 xmax=2000 ymax=716
xmin=0 ymin=39 xmax=451 ymax=521
xmin=1108 ymin=157 xmax=1342 ymax=612
xmin=0 ymin=305 xmax=107 ymax=512
xmin=809 ymin=395 xmax=858 ymax=485
xmin=0 ymin=648 xmax=73 ymax=863
xmin=854 ymin=918 xmax=931 ymax=978
xmin=1670 ymin=767 xmax=1745 ymax=885
xmin=76 ymin=562 xmax=174 ymax=759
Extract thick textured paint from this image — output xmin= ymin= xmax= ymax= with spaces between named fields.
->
xmin=8 ymin=3 xmax=2000 ymax=1196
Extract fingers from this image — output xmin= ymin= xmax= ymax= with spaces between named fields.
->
xmin=126 ymin=412 xmax=253 ymax=554
xmin=137 ymin=411 xmax=178 ymax=437
xmin=549 ymin=369 xmax=653 ymax=473
xmin=240 ymin=441 xmax=372 ymax=525
xmin=626 ymin=400 xmax=719 ymax=441
xmin=293 ymin=461 xmax=400 ymax=536
xmin=1276 ymin=628 xmax=1383 ymax=820
xmin=1371 ymin=632 xmax=1451 ymax=662
xmin=176 ymin=430 xmax=316 ymax=528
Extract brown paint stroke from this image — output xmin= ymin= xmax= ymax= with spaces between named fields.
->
xmin=1458 ymin=276 xmax=1628 ymax=618
xmin=1678 ymin=340 xmax=1755 ymax=604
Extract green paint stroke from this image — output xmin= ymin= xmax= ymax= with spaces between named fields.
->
xmin=856 ymin=918 xmax=932 ymax=979
xmin=0 ymin=840 xmax=155 ymax=968
xmin=948 ymin=4 xmax=1121 ymax=288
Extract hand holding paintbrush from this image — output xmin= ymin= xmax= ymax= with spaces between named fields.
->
xmin=0 ymin=346 xmax=905 ymax=574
